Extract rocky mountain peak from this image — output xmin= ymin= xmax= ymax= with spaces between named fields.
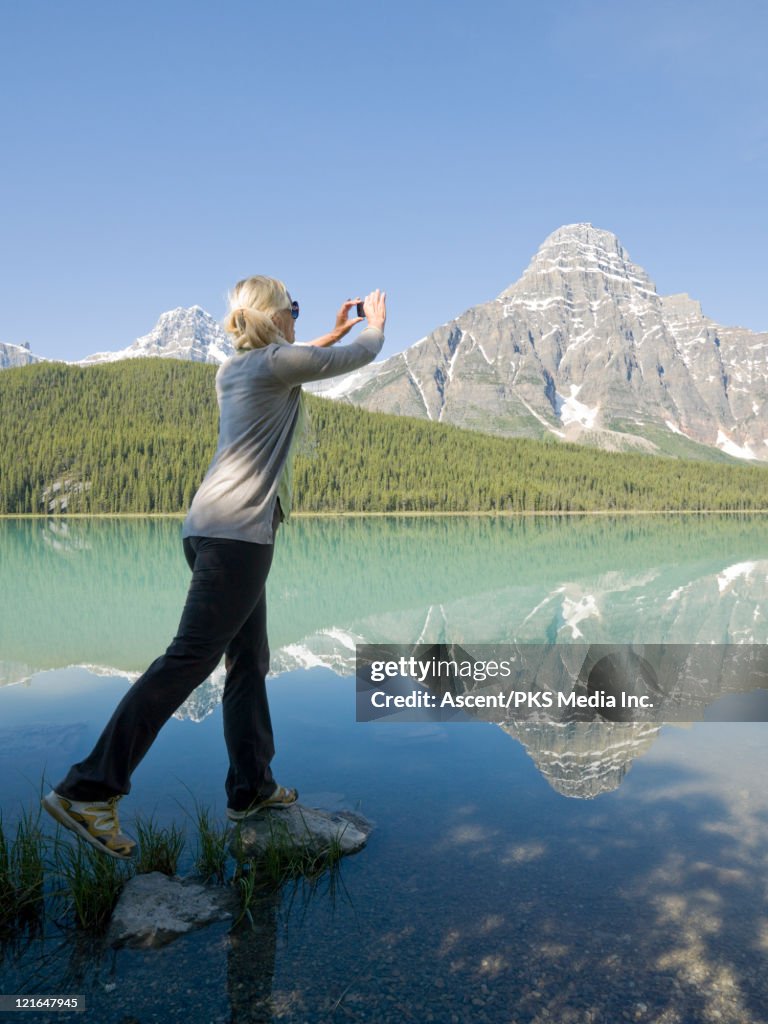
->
xmin=505 ymin=221 xmax=657 ymax=302
xmin=1 ymin=306 xmax=235 ymax=369
xmin=540 ymin=221 xmax=623 ymax=252
xmin=79 ymin=306 xmax=234 ymax=366
xmin=148 ymin=305 xmax=215 ymax=341
xmin=0 ymin=341 xmax=45 ymax=369
xmin=661 ymin=293 xmax=704 ymax=321
xmin=310 ymin=223 xmax=768 ymax=462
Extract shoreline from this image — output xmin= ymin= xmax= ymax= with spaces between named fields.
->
xmin=2 ymin=509 xmax=768 ymax=520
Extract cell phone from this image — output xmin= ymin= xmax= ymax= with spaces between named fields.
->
xmin=356 ymin=301 xmax=365 ymax=319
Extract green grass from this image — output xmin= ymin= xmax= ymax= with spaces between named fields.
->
xmin=174 ymin=784 xmax=231 ymax=884
xmin=50 ymin=811 xmax=185 ymax=933
xmin=192 ymin=805 xmax=229 ymax=885
xmin=232 ymin=859 xmax=260 ymax=928
xmin=53 ymin=839 xmax=133 ymax=931
xmin=132 ymin=815 xmax=185 ymax=876
xmin=2 ymin=792 xmax=353 ymax=938
xmin=231 ymin=809 xmax=349 ymax=890
xmin=0 ymin=809 xmax=46 ymax=931
xmin=605 ymin=418 xmax=741 ymax=462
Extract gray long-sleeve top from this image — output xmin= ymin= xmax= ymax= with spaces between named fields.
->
xmin=181 ymin=326 xmax=384 ymax=544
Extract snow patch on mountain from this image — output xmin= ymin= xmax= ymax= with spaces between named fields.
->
xmin=79 ymin=306 xmax=234 ymax=366
xmin=0 ymin=341 xmax=46 ymax=368
xmin=716 ymin=430 xmax=757 ymax=461
xmin=556 ymin=385 xmax=599 ymax=429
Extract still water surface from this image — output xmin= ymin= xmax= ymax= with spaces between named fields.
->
xmin=1 ymin=515 xmax=767 ymax=1023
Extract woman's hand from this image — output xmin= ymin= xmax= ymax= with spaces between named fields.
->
xmin=305 ymin=294 xmax=385 ymax=347
xmin=305 ymin=299 xmax=362 ymax=347
xmin=331 ymin=298 xmax=364 ymax=341
xmin=363 ymin=289 xmax=386 ymax=332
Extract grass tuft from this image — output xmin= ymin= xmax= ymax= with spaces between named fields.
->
xmin=193 ymin=805 xmax=230 ymax=884
xmin=133 ymin=815 xmax=185 ymax=876
xmin=230 ymin=809 xmax=349 ymax=892
xmin=261 ymin=811 xmax=348 ymax=885
xmin=232 ymin=858 xmax=260 ymax=928
xmin=0 ymin=809 xmax=46 ymax=931
xmin=229 ymin=813 xmax=350 ymax=929
xmin=53 ymin=840 xmax=133 ymax=931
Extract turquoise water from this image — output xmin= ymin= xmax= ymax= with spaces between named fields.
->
xmin=1 ymin=515 xmax=767 ymax=1023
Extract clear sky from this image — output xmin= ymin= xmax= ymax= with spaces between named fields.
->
xmin=1 ymin=0 xmax=765 ymax=361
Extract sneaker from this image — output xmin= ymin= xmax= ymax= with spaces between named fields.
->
xmin=226 ymin=784 xmax=299 ymax=822
xmin=41 ymin=790 xmax=136 ymax=860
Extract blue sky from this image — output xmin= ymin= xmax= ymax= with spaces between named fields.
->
xmin=1 ymin=0 xmax=765 ymax=361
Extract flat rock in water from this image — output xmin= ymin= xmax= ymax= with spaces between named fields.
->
xmin=107 ymin=809 xmax=371 ymax=949
xmin=230 ymin=805 xmax=372 ymax=859
xmin=107 ymin=872 xmax=237 ymax=949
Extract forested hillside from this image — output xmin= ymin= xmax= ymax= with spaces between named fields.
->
xmin=1 ymin=360 xmax=767 ymax=514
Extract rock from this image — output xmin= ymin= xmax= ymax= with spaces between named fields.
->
xmin=229 ymin=805 xmax=372 ymax=860
xmin=107 ymin=872 xmax=237 ymax=949
xmin=106 ymin=808 xmax=372 ymax=949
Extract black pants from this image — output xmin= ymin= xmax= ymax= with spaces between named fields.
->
xmin=57 ymin=505 xmax=282 ymax=812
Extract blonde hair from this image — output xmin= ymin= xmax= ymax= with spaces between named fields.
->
xmin=223 ymin=276 xmax=292 ymax=351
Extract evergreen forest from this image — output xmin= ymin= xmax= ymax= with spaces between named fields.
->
xmin=1 ymin=360 xmax=767 ymax=515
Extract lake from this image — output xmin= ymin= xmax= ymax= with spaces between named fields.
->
xmin=1 ymin=514 xmax=767 ymax=1023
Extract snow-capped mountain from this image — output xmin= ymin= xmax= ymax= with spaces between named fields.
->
xmin=78 ymin=306 xmax=234 ymax=365
xmin=1 ymin=307 xmax=234 ymax=368
xmin=4 ymin=226 xmax=767 ymax=462
xmin=0 ymin=341 xmax=45 ymax=368
xmin=307 ymin=223 xmax=768 ymax=461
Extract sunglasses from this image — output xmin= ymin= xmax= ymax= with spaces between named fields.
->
xmin=288 ymin=299 xmax=300 ymax=321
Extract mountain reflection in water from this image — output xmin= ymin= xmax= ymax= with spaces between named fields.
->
xmin=1 ymin=514 xmax=767 ymax=799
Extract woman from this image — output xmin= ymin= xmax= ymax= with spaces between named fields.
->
xmin=43 ymin=278 xmax=387 ymax=858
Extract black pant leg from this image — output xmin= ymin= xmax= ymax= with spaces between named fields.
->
xmin=57 ymin=535 xmax=275 ymax=801
xmin=222 ymin=586 xmax=275 ymax=810
xmin=222 ymin=501 xmax=282 ymax=809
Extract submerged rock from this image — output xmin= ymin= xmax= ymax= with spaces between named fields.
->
xmin=107 ymin=807 xmax=372 ymax=949
xmin=108 ymin=872 xmax=237 ymax=949
xmin=229 ymin=805 xmax=372 ymax=860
